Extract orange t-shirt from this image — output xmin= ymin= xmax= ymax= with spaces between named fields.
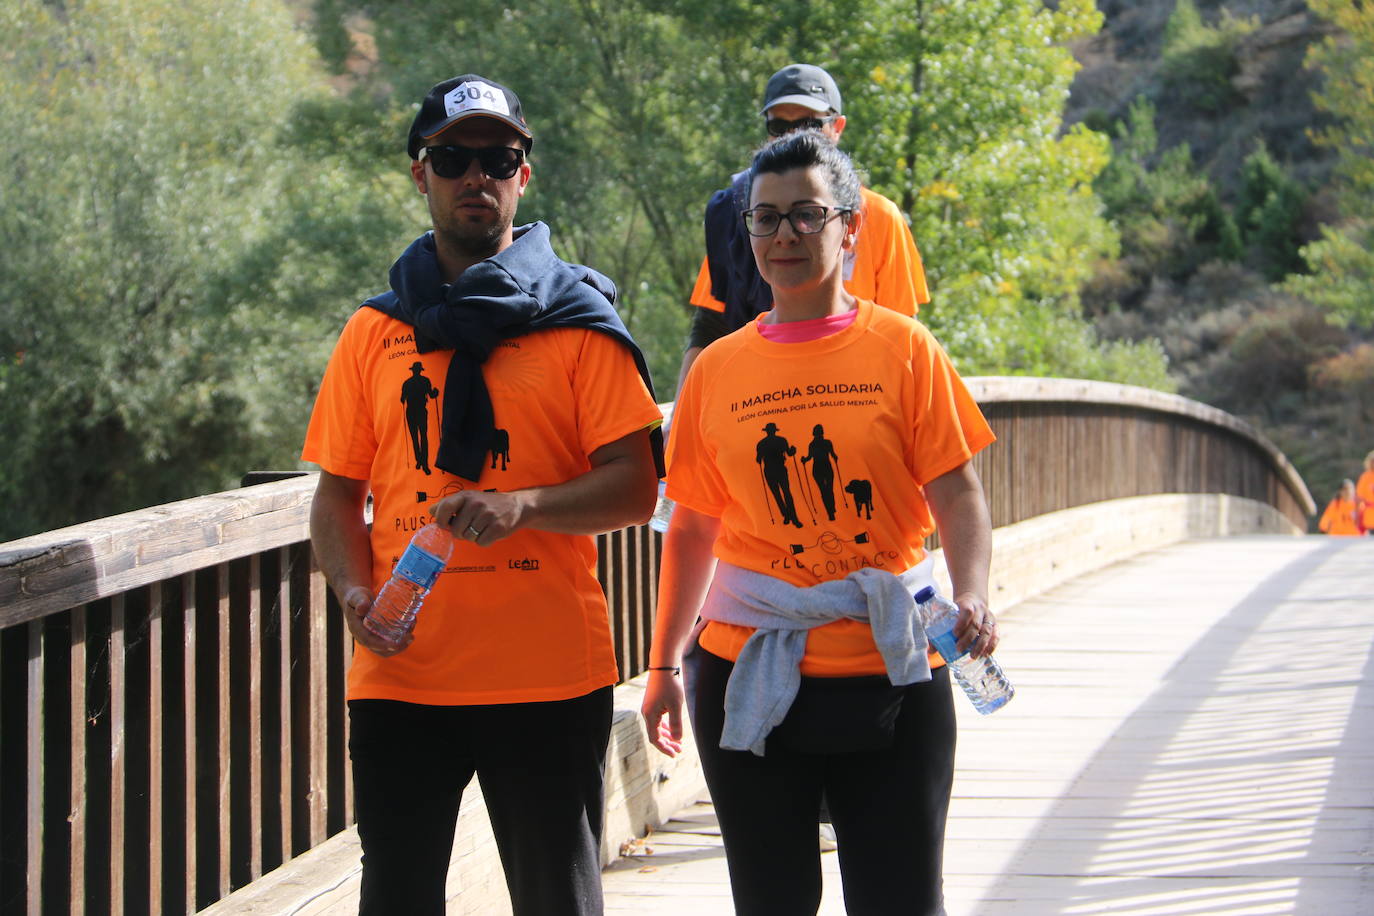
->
xmin=302 ymin=307 xmax=662 ymax=705
xmin=1319 ymin=497 xmax=1362 ymax=537
xmin=1357 ymin=470 xmax=1374 ymax=530
xmin=689 ymin=187 xmax=931 ymax=318
xmin=666 ymin=299 xmax=995 ymax=676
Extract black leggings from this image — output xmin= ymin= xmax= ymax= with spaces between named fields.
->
xmin=349 ymin=689 xmax=612 ymax=916
xmin=691 ymin=650 xmax=955 ymax=916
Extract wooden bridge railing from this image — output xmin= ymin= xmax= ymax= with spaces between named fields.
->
xmin=0 ymin=378 xmax=1312 ymax=914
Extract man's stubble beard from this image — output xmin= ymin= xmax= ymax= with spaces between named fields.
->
xmin=434 ymin=217 xmax=510 ymax=263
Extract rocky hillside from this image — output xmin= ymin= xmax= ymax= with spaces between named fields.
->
xmin=1061 ymin=0 xmax=1371 ymax=518
xmin=1068 ymin=0 xmax=1337 ymax=193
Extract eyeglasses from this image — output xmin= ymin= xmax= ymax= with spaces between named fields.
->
xmin=765 ymin=115 xmax=836 ymax=137
xmin=742 ymin=205 xmax=851 ymax=237
xmin=419 ymin=145 xmax=525 ymax=180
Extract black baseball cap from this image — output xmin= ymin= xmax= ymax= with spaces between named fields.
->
xmin=407 ymin=74 xmax=533 ymax=159
xmin=760 ymin=64 xmax=842 ymax=116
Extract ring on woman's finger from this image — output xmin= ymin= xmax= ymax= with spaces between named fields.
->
xmin=466 ymin=525 xmax=483 ymax=538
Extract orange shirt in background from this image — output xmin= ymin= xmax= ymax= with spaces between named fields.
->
xmin=1318 ymin=497 xmax=1362 ymax=537
xmin=303 ymin=307 xmax=662 ymax=705
xmin=1356 ymin=470 xmax=1374 ymax=532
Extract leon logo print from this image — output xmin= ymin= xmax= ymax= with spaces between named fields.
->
xmin=444 ymin=81 xmax=510 ymax=118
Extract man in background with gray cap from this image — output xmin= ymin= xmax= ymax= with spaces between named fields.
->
xmin=304 ymin=73 xmax=662 ymax=914
xmin=674 ymin=63 xmax=932 ymax=392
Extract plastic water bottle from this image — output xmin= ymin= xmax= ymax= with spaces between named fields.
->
xmin=914 ymin=586 xmax=1013 ymax=714
xmin=363 ymin=523 xmax=454 ymax=646
xmin=648 ymin=479 xmax=675 ymax=534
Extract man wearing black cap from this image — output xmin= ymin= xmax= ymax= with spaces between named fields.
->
xmin=303 ymin=74 xmax=663 ymax=914
xmin=675 ymin=63 xmax=931 ymax=391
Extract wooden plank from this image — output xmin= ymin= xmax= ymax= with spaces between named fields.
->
xmin=337 ymin=584 xmax=354 ymax=828
xmin=69 ymin=607 xmax=87 ymax=916
xmin=147 ymin=584 xmax=164 ymax=916
xmin=216 ymin=564 xmax=231 ymax=898
xmin=248 ymin=554 xmax=263 ymax=881
xmin=181 ymin=572 xmax=197 ymax=915
xmin=602 ymin=537 xmax=1374 ymax=915
xmin=305 ymin=559 xmax=329 ymax=847
xmin=109 ymin=595 xmax=125 ymax=915
xmin=0 ymin=476 xmax=319 ymax=626
xmin=26 ymin=620 xmax=43 ymax=916
xmin=277 ymin=548 xmax=292 ymax=864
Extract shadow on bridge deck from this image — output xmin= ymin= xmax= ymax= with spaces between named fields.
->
xmin=603 ymin=536 xmax=1374 ymax=915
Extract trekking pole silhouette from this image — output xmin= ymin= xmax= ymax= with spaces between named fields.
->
xmin=758 ymin=460 xmax=775 ymax=524
xmin=835 ymin=455 xmax=849 ymax=508
xmin=800 ymin=453 xmax=821 ymax=523
xmin=791 ymin=452 xmax=817 ymax=524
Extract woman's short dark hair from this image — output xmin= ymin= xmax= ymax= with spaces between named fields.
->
xmin=747 ymin=129 xmax=862 ymax=213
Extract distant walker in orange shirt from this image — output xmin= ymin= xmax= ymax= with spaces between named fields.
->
xmin=1356 ymin=451 xmax=1374 ymax=534
xmin=1318 ymin=479 xmax=1362 ymax=536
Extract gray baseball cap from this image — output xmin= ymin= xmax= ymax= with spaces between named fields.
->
xmin=760 ymin=64 xmax=842 ymax=115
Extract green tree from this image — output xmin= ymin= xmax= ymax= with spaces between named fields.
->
xmin=834 ymin=0 xmax=1142 ymax=379
xmin=1286 ymin=0 xmax=1374 ymax=326
xmin=1236 ymin=142 xmax=1307 ymax=282
xmin=1159 ymin=0 xmax=1257 ymax=113
xmin=0 ymin=0 xmax=413 ymax=539
xmin=1095 ymin=97 xmax=1241 ymax=281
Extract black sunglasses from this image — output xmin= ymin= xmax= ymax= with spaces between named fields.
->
xmin=419 ymin=145 xmax=525 ymax=180
xmin=765 ymin=115 xmax=836 ymax=138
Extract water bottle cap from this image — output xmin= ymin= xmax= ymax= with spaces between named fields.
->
xmin=914 ymin=586 xmax=935 ymax=603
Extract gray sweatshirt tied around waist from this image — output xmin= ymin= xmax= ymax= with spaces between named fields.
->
xmin=696 ymin=558 xmax=937 ymax=756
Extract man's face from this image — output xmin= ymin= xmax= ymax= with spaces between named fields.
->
xmin=410 ymin=117 xmax=531 ymax=259
xmin=764 ymin=103 xmax=846 ymax=143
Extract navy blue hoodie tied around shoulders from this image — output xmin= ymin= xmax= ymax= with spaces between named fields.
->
xmin=363 ymin=222 xmax=664 ymax=482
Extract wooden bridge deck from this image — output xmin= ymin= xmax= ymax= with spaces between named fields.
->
xmin=602 ymin=536 xmax=1374 ymax=915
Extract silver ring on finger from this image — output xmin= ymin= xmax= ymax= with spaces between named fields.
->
xmin=466 ymin=525 xmax=482 ymax=538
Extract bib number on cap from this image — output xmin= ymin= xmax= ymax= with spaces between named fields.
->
xmin=444 ymin=81 xmax=510 ymax=118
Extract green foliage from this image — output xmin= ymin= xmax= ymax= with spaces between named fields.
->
xmin=1095 ymin=97 xmax=1242 ymax=278
xmin=1236 ymin=143 xmax=1307 ymax=281
xmin=1287 ymin=222 xmax=1374 ymax=326
xmin=2 ymin=0 xmax=1185 ymax=538
xmin=1287 ymin=0 xmax=1374 ymax=326
xmin=320 ymin=0 xmax=1162 ymax=389
xmin=0 ymin=0 xmax=414 ymax=539
xmin=817 ymin=0 xmax=1160 ymax=382
xmin=1159 ymin=0 xmax=1257 ymax=113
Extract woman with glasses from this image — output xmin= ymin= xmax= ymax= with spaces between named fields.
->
xmin=641 ymin=130 xmax=1000 ymax=915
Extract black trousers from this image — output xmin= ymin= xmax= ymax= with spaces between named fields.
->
xmin=348 ymin=688 xmax=613 ymax=916
xmin=691 ymin=650 xmax=955 ymax=916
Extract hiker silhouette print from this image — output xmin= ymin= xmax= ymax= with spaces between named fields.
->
xmin=749 ymin=421 xmax=878 ymax=528
xmin=800 ymin=424 xmax=840 ymax=521
xmin=400 ymin=362 xmax=440 ymax=475
xmin=755 ymin=423 xmax=804 ymax=528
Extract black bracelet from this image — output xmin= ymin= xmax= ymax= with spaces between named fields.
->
xmin=647 ymin=666 xmax=681 ymax=676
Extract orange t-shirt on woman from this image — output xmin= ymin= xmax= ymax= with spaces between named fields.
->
xmin=1319 ymin=497 xmax=1361 ymax=536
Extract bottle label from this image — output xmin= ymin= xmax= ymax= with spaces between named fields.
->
xmin=927 ymin=624 xmax=964 ymax=664
xmin=393 ymin=544 xmax=446 ymax=590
